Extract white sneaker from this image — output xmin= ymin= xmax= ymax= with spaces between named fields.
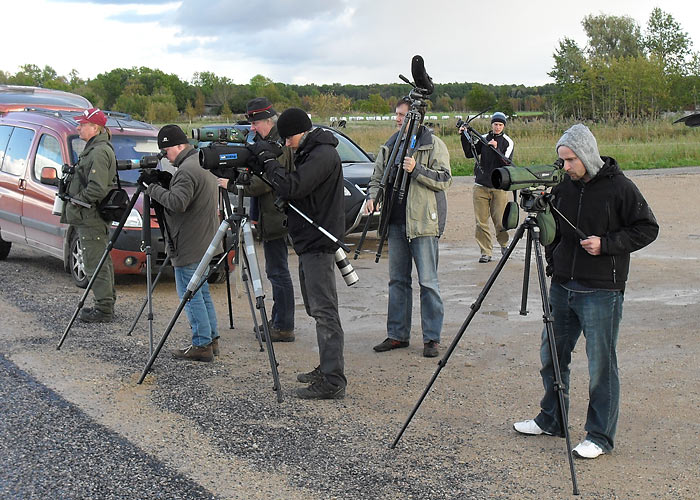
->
xmin=513 ymin=419 xmax=552 ymax=436
xmin=573 ymin=439 xmax=605 ymax=459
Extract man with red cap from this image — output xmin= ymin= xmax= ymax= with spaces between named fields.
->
xmin=61 ymin=108 xmax=117 ymax=322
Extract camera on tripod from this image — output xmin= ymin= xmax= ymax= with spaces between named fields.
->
xmin=116 ymin=153 xmax=163 ymax=171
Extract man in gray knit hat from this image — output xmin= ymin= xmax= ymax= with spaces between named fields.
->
xmin=513 ymin=123 xmax=658 ymax=459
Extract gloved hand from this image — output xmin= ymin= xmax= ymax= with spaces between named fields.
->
xmin=137 ymin=169 xmax=160 ymax=186
xmin=155 ymin=170 xmax=173 ymax=188
xmin=246 ymin=140 xmax=283 ymax=164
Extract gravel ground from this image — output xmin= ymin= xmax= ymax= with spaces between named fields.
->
xmin=0 ymin=353 xmax=214 ymax=499
xmin=1 ymin=168 xmax=698 ymax=499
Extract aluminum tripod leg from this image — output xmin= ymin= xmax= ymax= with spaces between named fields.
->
xmin=125 ymin=255 xmax=171 ymax=336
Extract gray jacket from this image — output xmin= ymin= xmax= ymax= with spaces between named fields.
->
xmin=146 ymin=146 xmax=222 ymax=267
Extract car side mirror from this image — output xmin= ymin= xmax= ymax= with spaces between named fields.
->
xmin=40 ymin=166 xmax=59 ymax=187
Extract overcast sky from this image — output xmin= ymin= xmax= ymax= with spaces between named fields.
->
xmin=4 ymin=0 xmax=700 ymax=87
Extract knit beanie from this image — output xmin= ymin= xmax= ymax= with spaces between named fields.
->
xmin=491 ymin=112 xmax=507 ymax=125
xmin=158 ymin=125 xmax=189 ymax=149
xmin=277 ymin=108 xmax=312 ymax=139
xmin=556 ymin=124 xmax=604 ymax=178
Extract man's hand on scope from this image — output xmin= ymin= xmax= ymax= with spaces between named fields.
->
xmin=580 ymin=235 xmax=602 ymax=256
xmin=247 ymin=140 xmax=282 ymax=165
xmin=137 ymin=169 xmax=160 ymax=186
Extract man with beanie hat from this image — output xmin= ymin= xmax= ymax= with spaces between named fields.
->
xmin=513 ymin=123 xmax=658 ymax=459
xmin=141 ymin=124 xmax=222 ymax=362
xmin=460 ymin=111 xmax=514 ymax=262
xmin=219 ymin=97 xmax=296 ymax=342
xmin=248 ymin=107 xmax=347 ymax=400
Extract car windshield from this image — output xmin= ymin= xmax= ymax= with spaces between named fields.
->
xmin=70 ymin=135 xmax=163 ymax=185
xmin=328 ymin=130 xmax=370 ymax=163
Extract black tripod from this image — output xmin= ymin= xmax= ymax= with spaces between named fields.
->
xmin=57 ymin=183 xmax=146 ymax=350
xmin=136 ymin=173 xmax=283 ymax=402
xmin=353 ymin=86 xmax=429 ymax=263
xmin=390 ymin=193 xmax=580 ymax=495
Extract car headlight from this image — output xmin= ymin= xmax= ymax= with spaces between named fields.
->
xmin=113 ymin=208 xmax=142 ymax=228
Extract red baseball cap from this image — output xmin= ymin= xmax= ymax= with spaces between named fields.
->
xmin=74 ymin=108 xmax=107 ymax=127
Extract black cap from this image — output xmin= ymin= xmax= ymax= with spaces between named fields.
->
xmin=246 ymin=97 xmax=276 ymax=121
xmin=157 ymin=124 xmax=188 ymax=149
xmin=277 ymin=107 xmax=312 ymax=139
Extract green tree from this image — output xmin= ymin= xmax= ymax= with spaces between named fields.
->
xmin=644 ymin=7 xmax=692 ymax=74
xmin=466 ymin=84 xmax=496 ymax=111
xmin=582 ymin=14 xmax=643 ymax=60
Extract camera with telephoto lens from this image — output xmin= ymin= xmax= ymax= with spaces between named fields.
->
xmin=491 ymin=159 xmax=565 ymax=191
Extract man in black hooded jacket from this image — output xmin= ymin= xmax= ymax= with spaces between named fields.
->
xmin=513 ymin=123 xmax=658 ymax=459
xmin=248 ymin=107 xmax=347 ymax=400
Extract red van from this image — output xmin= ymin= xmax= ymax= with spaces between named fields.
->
xmin=0 ymin=107 xmax=167 ymax=286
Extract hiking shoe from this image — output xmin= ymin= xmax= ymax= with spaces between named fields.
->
xmin=79 ymin=308 xmax=113 ymax=323
xmin=479 ymin=254 xmax=492 ymax=263
xmin=171 ymin=344 xmax=214 ymax=362
xmin=373 ymin=338 xmax=409 ymax=352
xmin=296 ymin=378 xmax=345 ymax=400
xmin=423 ymin=340 xmax=439 ymax=358
xmin=573 ymin=439 xmax=605 ymax=459
xmin=255 ymin=321 xmax=295 ymax=342
xmin=211 ymin=337 xmax=220 ymax=356
xmin=513 ymin=419 xmax=553 ymax=436
xmin=297 ymin=366 xmax=323 ymax=384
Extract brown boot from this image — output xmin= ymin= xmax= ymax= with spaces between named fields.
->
xmin=269 ymin=326 xmax=295 ymax=342
xmin=171 ymin=344 xmax=214 ymax=362
xmin=211 ymin=337 xmax=220 ymax=356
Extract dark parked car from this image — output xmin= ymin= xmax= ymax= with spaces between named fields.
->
xmin=0 ymin=107 xmax=166 ymax=286
xmin=193 ymin=124 xmax=379 ymax=235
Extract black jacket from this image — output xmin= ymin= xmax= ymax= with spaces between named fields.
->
xmin=546 ymin=156 xmax=658 ymax=290
xmin=264 ymin=128 xmax=344 ymax=255
xmin=461 ymin=130 xmax=514 ymax=187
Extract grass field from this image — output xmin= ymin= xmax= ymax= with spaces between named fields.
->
xmin=177 ymin=116 xmax=700 ymax=176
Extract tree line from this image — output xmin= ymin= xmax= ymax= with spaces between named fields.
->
xmin=1 ymin=8 xmax=696 ymax=122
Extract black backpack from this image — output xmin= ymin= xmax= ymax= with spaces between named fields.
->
xmin=98 ymin=171 xmax=129 ymax=223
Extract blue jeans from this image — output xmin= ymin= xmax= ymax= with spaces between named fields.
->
xmin=387 ymin=223 xmax=444 ymax=343
xmin=174 ymin=263 xmax=219 ymax=347
xmin=263 ymin=237 xmax=295 ymax=331
xmin=534 ymin=282 xmax=624 ymax=452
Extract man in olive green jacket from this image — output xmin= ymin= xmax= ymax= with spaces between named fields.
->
xmin=366 ymin=99 xmax=452 ymax=358
xmin=219 ymin=97 xmax=296 ymax=342
xmin=61 ymin=108 xmax=117 ymax=323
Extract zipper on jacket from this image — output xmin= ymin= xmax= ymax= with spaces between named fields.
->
xmin=569 ymin=185 xmax=585 ymax=280
xmin=611 ymin=256 xmax=616 ymax=283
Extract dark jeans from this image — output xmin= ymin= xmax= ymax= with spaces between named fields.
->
xmin=263 ymin=237 xmax=294 ymax=331
xmin=298 ymin=252 xmax=346 ymax=388
xmin=534 ymin=282 xmax=624 ymax=452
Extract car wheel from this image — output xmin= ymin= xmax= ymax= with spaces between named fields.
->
xmin=0 ymin=231 xmax=11 ymax=260
xmin=69 ymin=232 xmax=89 ymax=288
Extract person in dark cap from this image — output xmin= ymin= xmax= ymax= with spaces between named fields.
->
xmin=140 ymin=124 xmax=222 ymax=362
xmin=460 ymin=111 xmax=514 ymax=263
xmin=219 ymin=97 xmax=296 ymax=342
xmin=247 ymin=107 xmax=347 ymax=400
xmin=513 ymin=123 xmax=658 ymax=459
xmin=61 ymin=108 xmax=117 ymax=322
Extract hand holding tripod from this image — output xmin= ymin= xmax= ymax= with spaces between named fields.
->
xmin=354 ymin=57 xmax=432 ymax=263
xmin=390 ymin=189 xmax=581 ymax=495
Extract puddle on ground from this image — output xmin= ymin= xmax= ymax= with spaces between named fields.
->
xmin=627 ymin=289 xmax=700 ymax=306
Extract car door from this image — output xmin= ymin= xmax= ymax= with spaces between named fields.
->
xmin=0 ymin=125 xmax=36 ymax=243
xmin=21 ymin=129 xmax=66 ymax=257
